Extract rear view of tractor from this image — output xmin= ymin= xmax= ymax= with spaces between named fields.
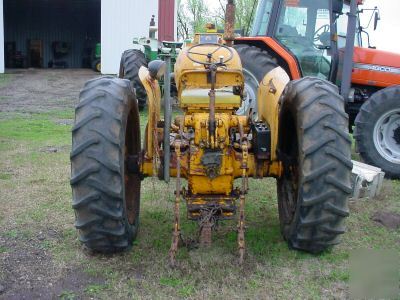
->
xmin=70 ymin=0 xmax=352 ymax=265
xmin=236 ymin=0 xmax=400 ymax=177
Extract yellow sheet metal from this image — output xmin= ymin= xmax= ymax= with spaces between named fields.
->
xmin=257 ymin=67 xmax=290 ymax=162
xmin=139 ymin=66 xmax=161 ymax=159
xmin=180 ymin=88 xmax=241 ymax=106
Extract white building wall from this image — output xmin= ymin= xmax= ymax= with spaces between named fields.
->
xmin=0 ymin=0 xmax=4 ymax=74
xmin=101 ymin=0 xmax=158 ymax=74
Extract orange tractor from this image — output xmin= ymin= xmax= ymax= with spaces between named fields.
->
xmin=235 ymin=0 xmax=400 ymax=178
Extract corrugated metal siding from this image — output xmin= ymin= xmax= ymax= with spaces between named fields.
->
xmin=0 ymin=0 xmax=4 ymax=73
xmin=158 ymin=0 xmax=175 ymax=41
xmin=101 ymin=0 xmax=159 ymax=74
xmin=4 ymin=0 xmax=100 ymax=69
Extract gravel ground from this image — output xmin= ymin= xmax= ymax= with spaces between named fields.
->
xmin=0 ymin=69 xmax=100 ymax=113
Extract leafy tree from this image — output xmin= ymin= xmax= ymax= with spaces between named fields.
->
xmin=177 ymin=0 xmax=258 ymax=39
xmin=177 ymin=0 xmax=211 ymax=40
xmin=212 ymin=0 xmax=259 ymax=36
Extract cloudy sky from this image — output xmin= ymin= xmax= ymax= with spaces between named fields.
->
xmin=204 ymin=0 xmax=400 ymax=53
xmin=360 ymin=0 xmax=400 ymax=52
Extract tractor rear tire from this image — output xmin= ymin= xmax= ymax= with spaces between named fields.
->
xmin=277 ymin=77 xmax=352 ymax=254
xmin=354 ymin=86 xmax=400 ymax=178
xmin=71 ymin=76 xmax=141 ymax=253
xmin=233 ymin=44 xmax=278 ymax=120
xmin=119 ymin=49 xmax=148 ymax=110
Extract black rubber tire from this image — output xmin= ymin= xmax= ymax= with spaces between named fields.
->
xmin=233 ymin=44 xmax=278 ymax=120
xmin=277 ymin=77 xmax=352 ymax=254
xmin=92 ymin=59 xmax=101 ymax=72
xmin=119 ymin=49 xmax=148 ymax=110
xmin=354 ymin=86 xmax=400 ymax=178
xmin=71 ymin=76 xmax=141 ymax=253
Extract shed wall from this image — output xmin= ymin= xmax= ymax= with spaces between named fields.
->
xmin=101 ymin=0 xmax=159 ymax=74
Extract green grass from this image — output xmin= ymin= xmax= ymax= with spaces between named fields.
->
xmin=0 ymin=108 xmax=399 ymax=299
xmin=59 ymin=290 xmax=77 ymax=300
xmin=0 ymin=111 xmax=72 ymax=144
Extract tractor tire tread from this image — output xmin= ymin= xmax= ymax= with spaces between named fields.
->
xmin=278 ymin=77 xmax=352 ymax=254
xmin=119 ymin=49 xmax=148 ymax=109
xmin=71 ymin=76 xmax=139 ymax=253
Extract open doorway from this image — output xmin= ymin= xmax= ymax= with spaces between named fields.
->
xmin=4 ymin=0 xmax=100 ymax=69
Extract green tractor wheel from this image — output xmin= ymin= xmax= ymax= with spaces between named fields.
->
xmin=119 ymin=49 xmax=148 ymax=110
xmin=92 ymin=59 xmax=101 ymax=72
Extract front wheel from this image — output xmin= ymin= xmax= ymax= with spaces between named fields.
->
xmin=91 ymin=59 xmax=101 ymax=72
xmin=277 ymin=77 xmax=352 ymax=253
xmin=354 ymin=86 xmax=400 ymax=178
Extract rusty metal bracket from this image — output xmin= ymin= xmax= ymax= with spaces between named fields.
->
xmin=169 ymin=140 xmax=182 ymax=267
xmin=238 ymin=123 xmax=248 ymax=265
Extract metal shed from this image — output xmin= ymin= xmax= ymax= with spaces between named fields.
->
xmin=0 ymin=0 xmax=177 ymax=74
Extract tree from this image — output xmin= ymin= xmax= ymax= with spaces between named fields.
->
xmin=177 ymin=0 xmax=190 ymax=39
xmin=177 ymin=0 xmax=211 ymax=40
xmin=212 ymin=0 xmax=259 ymax=36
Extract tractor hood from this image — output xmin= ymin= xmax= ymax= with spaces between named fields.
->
xmin=354 ymin=47 xmax=400 ymax=69
xmin=351 ymin=47 xmax=400 ymax=88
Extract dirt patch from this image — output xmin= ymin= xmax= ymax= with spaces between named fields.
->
xmin=372 ymin=211 xmax=400 ymax=230
xmin=0 ymin=231 xmax=105 ymax=299
xmin=39 ymin=145 xmax=70 ymax=153
xmin=0 ymin=69 xmax=101 ymax=113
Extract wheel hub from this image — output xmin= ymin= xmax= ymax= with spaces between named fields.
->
xmin=373 ymin=108 xmax=400 ymax=164
xmin=236 ymin=69 xmax=259 ymax=121
xmin=393 ymin=125 xmax=400 ymax=145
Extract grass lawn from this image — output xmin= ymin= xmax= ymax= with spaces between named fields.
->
xmin=0 ymin=108 xmax=399 ymax=299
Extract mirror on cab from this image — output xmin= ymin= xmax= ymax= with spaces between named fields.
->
xmin=374 ymin=11 xmax=380 ymax=30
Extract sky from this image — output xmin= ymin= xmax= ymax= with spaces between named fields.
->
xmin=360 ymin=0 xmax=400 ymax=53
xmin=203 ymin=0 xmax=400 ymax=53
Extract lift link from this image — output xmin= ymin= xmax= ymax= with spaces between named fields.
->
xmin=169 ymin=140 xmax=182 ymax=267
xmin=238 ymin=124 xmax=248 ymax=265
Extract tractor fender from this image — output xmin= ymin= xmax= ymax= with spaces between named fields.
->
xmin=257 ymin=66 xmax=290 ymax=163
xmin=139 ymin=66 xmax=161 ymax=159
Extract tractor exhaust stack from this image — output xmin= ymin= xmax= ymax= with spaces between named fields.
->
xmin=224 ymin=0 xmax=236 ymax=46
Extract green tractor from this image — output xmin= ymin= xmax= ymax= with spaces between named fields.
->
xmin=92 ymin=43 xmax=101 ymax=73
xmin=119 ymin=16 xmax=182 ymax=110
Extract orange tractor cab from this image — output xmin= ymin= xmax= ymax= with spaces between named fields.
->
xmin=235 ymin=0 xmax=400 ymax=177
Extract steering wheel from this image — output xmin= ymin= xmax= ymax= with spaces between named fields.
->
xmin=186 ymin=43 xmax=234 ymax=66
xmin=313 ymin=24 xmax=330 ymax=44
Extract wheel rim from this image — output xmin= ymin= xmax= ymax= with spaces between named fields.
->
xmin=236 ymin=68 xmax=259 ymax=121
xmin=278 ymin=112 xmax=299 ymax=236
xmin=373 ymin=108 xmax=400 ymax=164
xmin=125 ymin=110 xmax=141 ymax=225
xmin=96 ymin=62 xmax=101 ymax=72
xmin=280 ymin=167 xmax=299 ymax=226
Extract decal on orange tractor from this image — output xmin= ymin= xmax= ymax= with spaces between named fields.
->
xmin=352 ymin=47 xmax=400 ymax=87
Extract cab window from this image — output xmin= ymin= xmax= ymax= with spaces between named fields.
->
xmin=251 ymin=0 xmax=275 ymax=36
xmin=275 ymin=0 xmax=332 ymax=79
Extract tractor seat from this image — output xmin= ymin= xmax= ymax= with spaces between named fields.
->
xmin=180 ymin=88 xmax=241 ymax=106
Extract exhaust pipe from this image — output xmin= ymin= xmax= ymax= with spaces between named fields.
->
xmin=224 ymin=0 xmax=236 ymax=47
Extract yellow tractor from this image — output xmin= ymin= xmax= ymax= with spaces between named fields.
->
xmin=71 ymin=1 xmax=352 ymax=265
